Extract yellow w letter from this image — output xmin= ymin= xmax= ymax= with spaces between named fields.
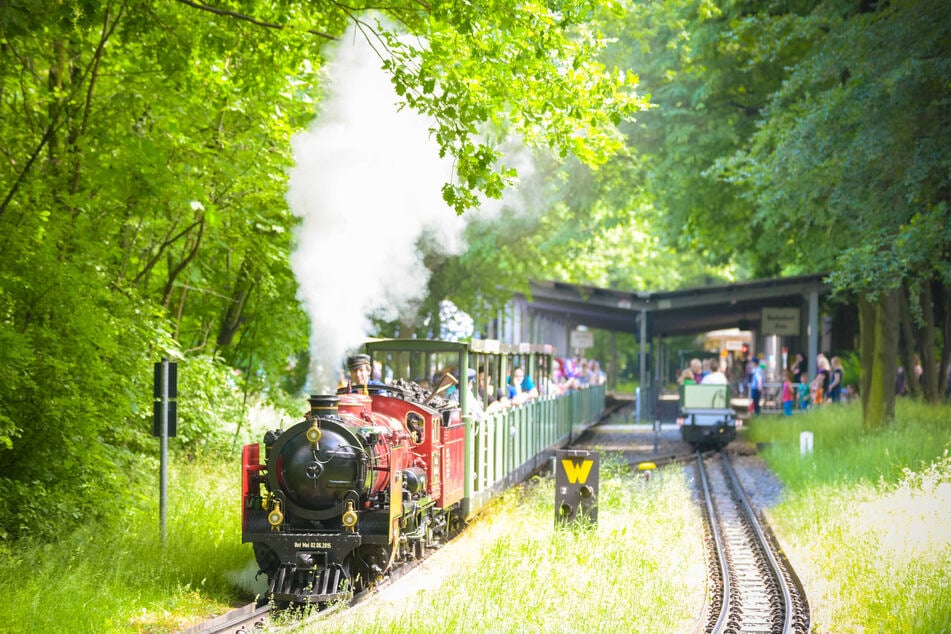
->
xmin=561 ymin=459 xmax=593 ymax=484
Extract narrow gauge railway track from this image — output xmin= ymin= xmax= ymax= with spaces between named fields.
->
xmin=183 ymin=538 xmax=445 ymax=633
xmin=181 ymin=602 xmax=269 ymax=633
xmin=695 ymin=451 xmax=810 ymax=634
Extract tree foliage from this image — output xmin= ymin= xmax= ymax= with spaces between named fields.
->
xmin=582 ymin=0 xmax=949 ymax=427
xmin=719 ymin=0 xmax=950 ymax=424
xmin=0 ymin=0 xmax=646 ymax=539
xmin=1 ymin=0 xmax=947 ymax=540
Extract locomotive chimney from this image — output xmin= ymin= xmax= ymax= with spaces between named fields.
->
xmin=308 ymin=394 xmax=339 ymax=418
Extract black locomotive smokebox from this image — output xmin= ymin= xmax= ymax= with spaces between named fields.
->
xmin=279 ymin=425 xmax=359 ymax=510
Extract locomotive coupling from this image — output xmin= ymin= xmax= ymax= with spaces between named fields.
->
xmin=342 ymin=500 xmax=358 ymax=532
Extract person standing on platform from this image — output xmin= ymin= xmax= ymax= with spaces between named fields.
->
xmin=798 ymin=371 xmax=812 ymax=410
xmin=791 ymin=353 xmax=805 ymax=384
xmin=782 ymin=370 xmax=795 ymax=416
xmin=750 ymin=358 xmax=765 ymax=415
xmin=814 ymin=354 xmax=831 ymax=405
xmin=829 ymin=356 xmax=844 ymax=403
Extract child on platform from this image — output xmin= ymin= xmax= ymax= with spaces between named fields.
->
xmin=782 ymin=370 xmax=795 ymax=416
xmin=797 ymin=371 xmax=812 ymax=411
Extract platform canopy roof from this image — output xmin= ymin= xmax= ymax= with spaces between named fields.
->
xmin=523 ymin=274 xmax=828 ymax=338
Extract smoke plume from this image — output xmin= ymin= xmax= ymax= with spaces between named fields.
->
xmin=287 ymin=28 xmax=466 ymax=392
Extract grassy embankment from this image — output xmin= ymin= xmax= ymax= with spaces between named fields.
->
xmin=747 ymin=398 xmax=951 ymax=633
xmin=308 ymin=462 xmax=705 ymax=633
xmin=1 ymin=398 xmax=949 ymax=632
xmin=0 ymin=455 xmax=256 ymax=632
xmin=0 ymin=450 xmax=704 ymax=632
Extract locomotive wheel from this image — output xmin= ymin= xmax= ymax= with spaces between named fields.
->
xmin=345 ymin=544 xmax=395 ymax=591
xmin=252 ymin=542 xmax=281 ymax=578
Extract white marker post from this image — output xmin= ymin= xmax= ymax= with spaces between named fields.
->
xmin=800 ymin=431 xmax=814 ymax=456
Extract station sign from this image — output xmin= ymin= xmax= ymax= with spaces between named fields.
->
xmin=570 ymin=329 xmax=595 ymax=349
xmin=761 ymin=307 xmax=800 ymax=336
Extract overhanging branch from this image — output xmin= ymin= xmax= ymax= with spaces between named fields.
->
xmin=175 ymin=0 xmax=338 ymax=40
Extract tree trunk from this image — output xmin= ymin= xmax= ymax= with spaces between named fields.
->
xmin=939 ymin=283 xmax=951 ymax=399
xmin=897 ymin=284 xmax=920 ymax=397
xmin=217 ymin=259 xmax=255 ymax=348
xmin=859 ymin=300 xmax=873 ymax=413
xmin=859 ymin=290 xmax=899 ymax=428
xmin=917 ymin=281 xmax=939 ymax=403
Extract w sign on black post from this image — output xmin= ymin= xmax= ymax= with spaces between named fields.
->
xmin=153 ymin=359 xmax=178 ymax=437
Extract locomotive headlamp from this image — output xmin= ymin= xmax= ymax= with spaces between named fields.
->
xmin=341 ymin=500 xmax=358 ymax=531
xmin=305 ymin=420 xmax=322 ymax=445
xmin=268 ymin=500 xmax=284 ymax=529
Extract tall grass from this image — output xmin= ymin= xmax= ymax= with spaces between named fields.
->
xmin=0 ymin=449 xmax=708 ymax=633
xmin=315 ymin=455 xmax=705 ymax=633
xmin=747 ymin=399 xmax=951 ymax=633
xmin=0 ymin=457 xmax=254 ymax=633
xmin=10 ymin=398 xmax=948 ymax=633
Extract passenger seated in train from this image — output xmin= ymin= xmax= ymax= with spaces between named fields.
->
xmin=701 ymin=360 xmax=729 ymax=385
xmin=475 ymin=365 xmax=510 ymax=414
xmin=507 ymin=366 xmax=539 ymax=405
xmin=465 ymin=368 xmax=486 ymax=421
xmin=546 ymin=358 xmax=572 ymax=395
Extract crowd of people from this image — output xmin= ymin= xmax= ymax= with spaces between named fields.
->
xmin=449 ymin=355 xmax=603 ymax=420
xmin=677 ymin=351 xmax=854 ymax=416
xmin=783 ymin=352 xmax=848 ymax=414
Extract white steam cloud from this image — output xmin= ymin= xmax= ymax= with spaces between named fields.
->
xmin=287 ymin=28 xmax=467 ymax=393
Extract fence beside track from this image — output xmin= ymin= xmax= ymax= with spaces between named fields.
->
xmin=464 ymin=384 xmax=605 ymax=517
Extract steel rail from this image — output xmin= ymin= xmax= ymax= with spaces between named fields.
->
xmin=695 ymin=450 xmax=731 ymax=633
xmin=718 ymin=451 xmax=795 ymax=633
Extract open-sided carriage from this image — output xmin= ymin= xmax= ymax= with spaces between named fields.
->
xmin=677 ymin=383 xmax=736 ymax=449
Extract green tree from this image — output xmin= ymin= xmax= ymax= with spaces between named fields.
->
xmin=721 ymin=0 xmax=951 ymax=426
xmin=0 ymin=0 xmax=647 ymax=538
xmin=602 ymin=0 xmax=820 ymax=275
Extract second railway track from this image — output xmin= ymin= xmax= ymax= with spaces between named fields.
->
xmin=695 ymin=450 xmax=810 ymax=634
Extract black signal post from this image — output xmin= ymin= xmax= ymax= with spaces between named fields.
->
xmin=153 ymin=358 xmax=178 ymax=546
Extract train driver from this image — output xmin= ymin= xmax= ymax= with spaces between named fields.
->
xmin=348 ymin=354 xmax=372 ymax=386
xmin=340 ymin=354 xmax=385 ymax=394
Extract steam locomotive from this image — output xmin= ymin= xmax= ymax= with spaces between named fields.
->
xmin=241 ymin=338 xmax=606 ymax=606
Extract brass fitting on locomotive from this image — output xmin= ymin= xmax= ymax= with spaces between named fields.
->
xmin=341 ymin=500 xmax=358 ymax=532
xmin=267 ymin=499 xmax=284 ymax=530
xmin=305 ymin=419 xmax=322 ymax=445
xmin=304 ymin=394 xmax=339 ymax=445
